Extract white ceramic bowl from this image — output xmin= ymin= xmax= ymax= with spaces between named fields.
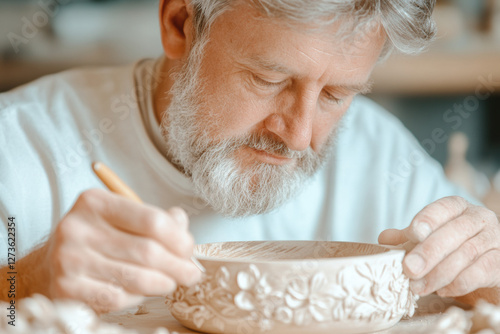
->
xmin=167 ymin=241 xmax=417 ymax=334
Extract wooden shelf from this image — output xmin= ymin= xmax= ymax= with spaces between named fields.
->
xmin=372 ymin=51 xmax=500 ymax=95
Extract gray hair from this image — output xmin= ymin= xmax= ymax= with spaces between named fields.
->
xmin=189 ymin=0 xmax=436 ymax=56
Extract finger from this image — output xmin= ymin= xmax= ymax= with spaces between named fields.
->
xmin=112 ymin=206 xmax=195 ymax=258
xmin=437 ymin=249 xmax=500 ymax=297
xmin=84 ymin=228 xmax=202 ymax=286
xmin=410 ymin=229 xmax=494 ymax=295
xmin=167 ymin=206 xmax=189 ymax=230
xmin=75 ymin=189 xmax=195 ymax=258
xmin=404 ymin=206 xmax=486 ymax=279
xmin=52 ymin=275 xmax=144 ymax=313
xmin=75 ymin=249 xmax=180 ymax=296
xmin=408 ymin=196 xmax=469 ymax=243
xmin=378 ymin=229 xmax=408 ymax=245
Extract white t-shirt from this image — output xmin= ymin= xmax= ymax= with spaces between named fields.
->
xmin=0 ymin=59 xmax=477 ymax=260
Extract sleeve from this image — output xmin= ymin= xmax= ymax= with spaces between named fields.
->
xmin=0 ymin=102 xmax=55 ymax=261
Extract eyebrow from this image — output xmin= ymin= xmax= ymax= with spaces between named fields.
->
xmin=244 ymin=55 xmax=374 ymax=95
xmin=247 ymin=55 xmax=294 ymax=75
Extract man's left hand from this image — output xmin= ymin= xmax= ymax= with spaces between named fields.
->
xmin=379 ymin=196 xmax=500 ymax=301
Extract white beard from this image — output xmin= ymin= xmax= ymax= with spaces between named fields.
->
xmin=161 ymin=38 xmax=336 ymax=217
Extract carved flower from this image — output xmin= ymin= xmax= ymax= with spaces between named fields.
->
xmin=357 ymin=263 xmax=396 ymax=306
xmin=234 ymin=265 xmax=273 ymax=312
xmin=284 ymin=272 xmax=335 ymax=325
xmin=389 ymin=262 xmax=419 ymax=318
xmin=173 ymin=288 xmax=185 ymax=302
xmin=192 ymin=305 xmax=212 ymax=328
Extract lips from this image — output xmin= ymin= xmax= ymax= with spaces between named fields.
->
xmin=249 ymin=147 xmax=293 ymax=166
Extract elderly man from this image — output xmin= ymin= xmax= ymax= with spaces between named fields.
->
xmin=1 ymin=0 xmax=499 ymax=313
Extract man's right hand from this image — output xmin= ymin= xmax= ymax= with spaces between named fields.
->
xmin=40 ymin=188 xmax=202 ymax=313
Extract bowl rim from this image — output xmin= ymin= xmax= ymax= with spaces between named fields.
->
xmin=193 ymin=240 xmax=406 ymax=265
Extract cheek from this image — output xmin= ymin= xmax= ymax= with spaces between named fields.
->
xmin=199 ymin=75 xmax=273 ymax=140
xmin=310 ymin=106 xmax=349 ymax=152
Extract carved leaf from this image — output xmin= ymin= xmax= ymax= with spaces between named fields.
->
xmin=216 ymin=267 xmax=230 ymax=291
xmin=171 ymin=301 xmax=190 ymax=314
xmin=356 ymin=264 xmax=373 ymax=281
xmin=310 ymin=272 xmax=328 ymax=293
xmin=311 ymin=295 xmax=334 ymax=310
xmin=212 ymin=295 xmax=234 ymax=313
xmin=309 ymin=304 xmax=330 ymax=322
xmin=221 ymin=306 xmax=239 ymax=317
xmin=192 ymin=308 xmax=211 ymax=328
xmin=287 ymin=279 xmax=308 ymax=301
xmin=378 ymin=289 xmax=395 ymax=305
xmin=212 ymin=317 xmax=225 ymax=331
xmin=294 ymin=307 xmax=312 ymax=326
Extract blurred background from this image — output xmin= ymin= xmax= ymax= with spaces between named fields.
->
xmin=0 ymin=0 xmax=499 ymax=210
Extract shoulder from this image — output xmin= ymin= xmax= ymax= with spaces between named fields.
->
xmin=0 ymin=62 xmax=139 ymax=161
xmin=0 ymin=62 xmax=140 ymax=188
xmin=0 ymin=63 xmax=137 ymax=123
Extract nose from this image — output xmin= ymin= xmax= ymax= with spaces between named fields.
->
xmin=263 ymin=92 xmax=315 ymax=152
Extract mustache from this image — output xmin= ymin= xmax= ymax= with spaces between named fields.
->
xmin=239 ymin=132 xmax=310 ymax=160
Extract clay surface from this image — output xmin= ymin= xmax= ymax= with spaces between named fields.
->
xmin=167 ymin=241 xmax=417 ymax=334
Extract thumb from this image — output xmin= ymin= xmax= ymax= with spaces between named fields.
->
xmin=378 ymin=228 xmax=408 ymax=245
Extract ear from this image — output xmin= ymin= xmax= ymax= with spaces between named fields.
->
xmin=159 ymin=0 xmax=194 ymax=59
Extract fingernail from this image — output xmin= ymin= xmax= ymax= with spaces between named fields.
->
xmin=414 ymin=222 xmax=432 ymax=241
xmin=410 ymin=278 xmax=427 ymax=295
xmin=405 ymin=254 xmax=426 ymax=276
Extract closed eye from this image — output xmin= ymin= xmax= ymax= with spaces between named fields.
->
xmin=323 ymin=90 xmax=345 ymax=106
xmin=251 ymin=74 xmax=285 ymax=87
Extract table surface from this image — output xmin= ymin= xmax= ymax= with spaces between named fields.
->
xmin=101 ymin=294 xmax=471 ymax=334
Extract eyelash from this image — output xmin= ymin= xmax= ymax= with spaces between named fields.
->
xmin=323 ymin=91 xmax=345 ymax=106
xmin=252 ymin=74 xmax=284 ymax=87
xmin=252 ymin=73 xmax=345 ymax=106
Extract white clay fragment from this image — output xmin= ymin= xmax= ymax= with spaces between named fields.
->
xmin=431 ymin=306 xmax=472 ymax=334
xmin=429 ymin=300 xmax=500 ymax=334
xmin=471 ymin=300 xmax=500 ymax=333
xmin=0 ymin=294 xmax=176 ymax=334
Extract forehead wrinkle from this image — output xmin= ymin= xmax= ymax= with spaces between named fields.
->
xmin=310 ymin=46 xmax=336 ymax=57
xmin=296 ymin=49 xmax=320 ymax=65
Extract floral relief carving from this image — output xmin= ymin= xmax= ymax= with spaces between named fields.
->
xmin=166 ymin=260 xmax=418 ymax=332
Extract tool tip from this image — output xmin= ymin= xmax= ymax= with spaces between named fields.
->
xmin=191 ymin=257 xmax=206 ymax=273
